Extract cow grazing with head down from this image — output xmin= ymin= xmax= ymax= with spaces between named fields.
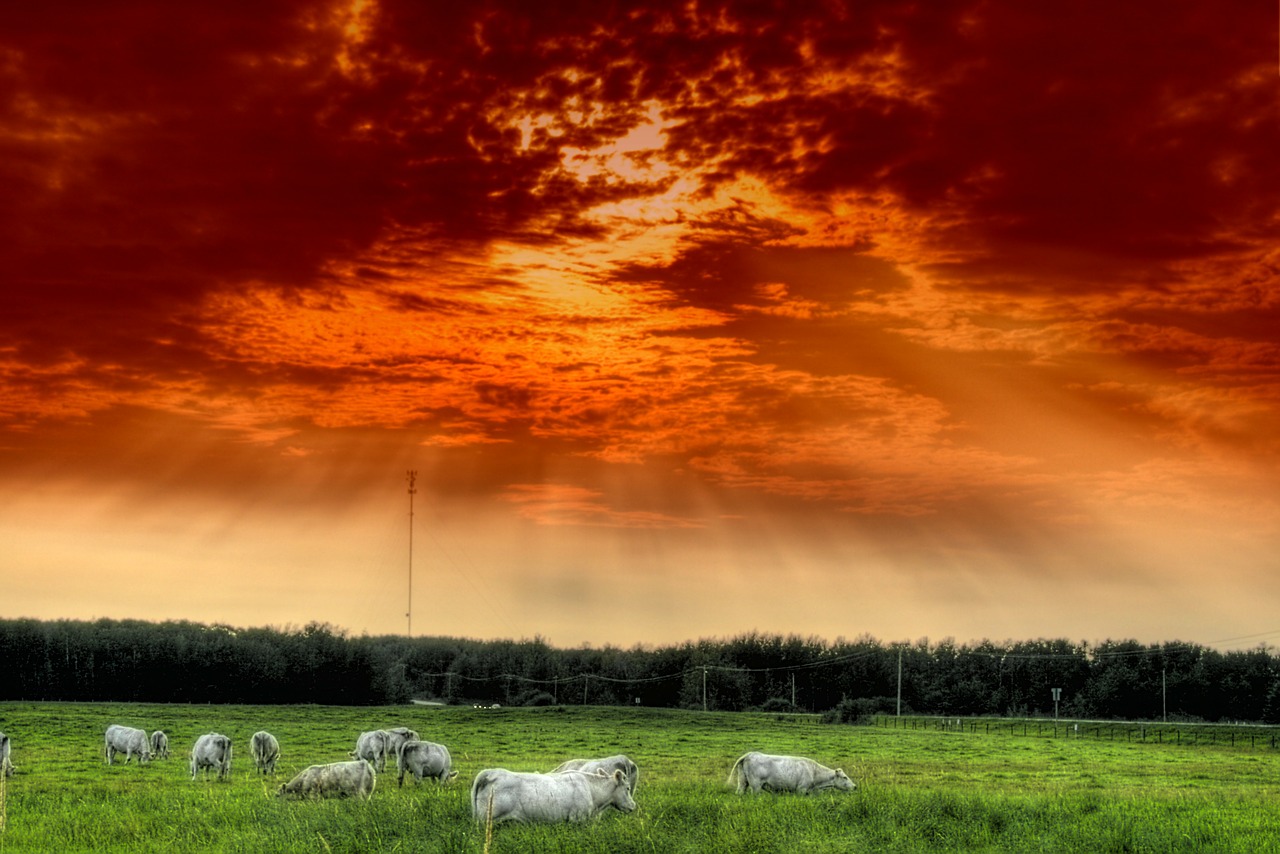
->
xmin=470 ymin=768 xmax=636 ymax=824
xmin=383 ymin=727 xmax=419 ymax=760
xmin=551 ymin=755 xmax=639 ymax=794
xmin=251 ymin=731 xmax=280 ymax=775
xmin=150 ymin=731 xmax=169 ymax=759
xmin=1 ymin=731 xmax=14 ymax=777
xmin=398 ymin=740 xmax=457 ymax=787
xmin=727 ymin=752 xmax=856 ymax=795
xmin=351 ymin=730 xmax=392 ymax=772
xmin=190 ymin=733 xmax=233 ymax=781
xmin=277 ymin=759 xmax=376 ymax=800
xmin=104 ymin=725 xmax=151 ymax=765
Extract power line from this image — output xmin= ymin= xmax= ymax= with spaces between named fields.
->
xmin=400 ymin=631 xmax=1280 ymax=692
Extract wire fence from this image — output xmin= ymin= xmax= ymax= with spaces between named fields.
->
xmin=413 ymin=646 xmax=889 ymax=689
xmin=877 ymin=714 xmax=1280 ymax=749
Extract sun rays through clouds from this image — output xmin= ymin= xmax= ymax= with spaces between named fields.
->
xmin=1 ymin=0 xmax=1277 ymax=645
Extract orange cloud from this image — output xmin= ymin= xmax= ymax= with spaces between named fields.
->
xmin=2 ymin=0 xmax=1277 ymax=645
xmin=502 ymin=483 xmax=702 ymax=529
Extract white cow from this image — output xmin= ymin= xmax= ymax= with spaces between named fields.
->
xmin=104 ymin=725 xmax=152 ymax=765
xmin=383 ymin=727 xmax=419 ymax=760
xmin=551 ymin=755 xmax=639 ymax=794
xmin=351 ymin=730 xmax=392 ymax=772
xmin=727 ymin=751 xmax=856 ymax=795
xmin=278 ymin=759 xmax=377 ymax=800
xmin=398 ymin=740 xmax=457 ymax=787
xmin=150 ymin=730 xmax=170 ymax=759
xmin=250 ymin=731 xmax=280 ymax=775
xmin=1 ymin=731 xmax=14 ymax=777
xmin=190 ymin=733 xmax=233 ymax=781
xmin=471 ymin=768 xmax=636 ymax=824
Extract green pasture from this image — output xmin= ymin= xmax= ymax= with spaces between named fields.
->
xmin=2 ymin=703 xmax=1279 ymax=852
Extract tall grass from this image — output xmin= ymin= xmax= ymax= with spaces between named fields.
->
xmin=2 ymin=702 xmax=1280 ymax=852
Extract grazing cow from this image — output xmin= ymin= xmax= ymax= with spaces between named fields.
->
xmin=727 ymin=752 xmax=856 ymax=795
xmin=0 ymin=731 xmax=14 ymax=777
xmin=470 ymin=768 xmax=636 ymax=824
xmin=351 ymin=730 xmax=393 ymax=772
xmin=150 ymin=731 xmax=170 ymax=760
xmin=551 ymin=755 xmax=639 ymax=794
xmin=383 ymin=727 xmax=419 ymax=762
xmin=277 ymin=759 xmax=377 ymax=800
xmin=398 ymin=740 xmax=457 ymax=787
xmin=104 ymin=725 xmax=152 ymax=765
xmin=190 ymin=733 xmax=233 ymax=781
xmin=250 ymin=731 xmax=280 ymax=775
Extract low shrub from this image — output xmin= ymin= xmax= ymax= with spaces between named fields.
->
xmin=824 ymin=696 xmax=899 ymax=725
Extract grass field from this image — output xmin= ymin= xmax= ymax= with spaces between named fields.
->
xmin=2 ymin=702 xmax=1280 ymax=852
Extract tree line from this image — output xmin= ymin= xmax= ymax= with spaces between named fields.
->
xmin=0 ymin=618 xmax=1276 ymax=723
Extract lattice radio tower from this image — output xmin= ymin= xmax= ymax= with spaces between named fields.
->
xmin=406 ymin=470 xmax=417 ymax=637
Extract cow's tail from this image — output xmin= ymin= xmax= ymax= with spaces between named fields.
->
xmin=395 ymin=738 xmax=413 ymax=784
xmin=483 ymin=786 xmax=496 ymax=849
xmin=727 ymin=754 xmax=748 ymax=792
xmin=470 ymin=770 xmax=496 ymax=821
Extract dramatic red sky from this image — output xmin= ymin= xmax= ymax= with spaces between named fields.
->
xmin=2 ymin=1 xmax=1277 ymax=649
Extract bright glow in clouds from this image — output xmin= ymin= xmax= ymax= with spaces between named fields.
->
xmin=1 ymin=0 xmax=1277 ymax=649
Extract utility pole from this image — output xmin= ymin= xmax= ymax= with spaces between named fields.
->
xmin=790 ymin=672 xmax=796 ymax=709
xmin=1052 ymin=687 xmax=1062 ymax=720
xmin=702 ymin=667 xmax=708 ymax=712
xmin=406 ymin=470 xmax=417 ymax=637
xmin=1162 ymin=668 xmax=1167 ymax=723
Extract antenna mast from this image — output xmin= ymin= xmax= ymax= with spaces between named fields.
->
xmin=406 ymin=470 xmax=417 ymax=637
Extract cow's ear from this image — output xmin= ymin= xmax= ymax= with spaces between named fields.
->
xmin=614 ymin=769 xmax=625 ymax=783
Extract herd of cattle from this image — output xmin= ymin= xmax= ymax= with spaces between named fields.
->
xmin=1 ymin=725 xmax=857 ymax=824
